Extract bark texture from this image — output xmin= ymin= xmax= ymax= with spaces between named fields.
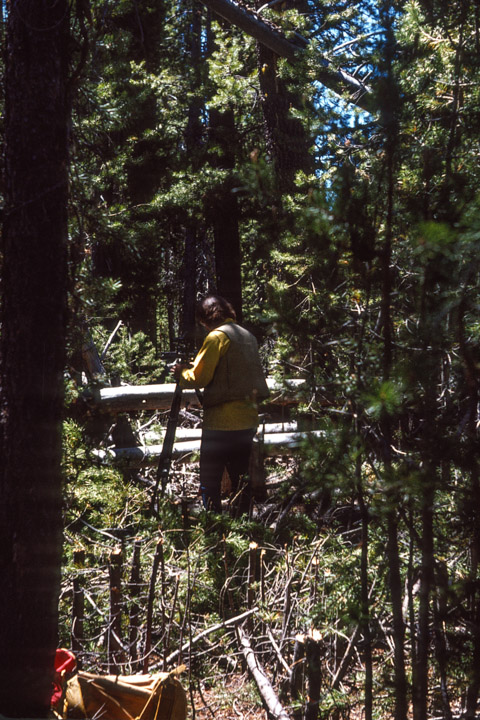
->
xmin=0 ymin=1 xmax=70 ymax=715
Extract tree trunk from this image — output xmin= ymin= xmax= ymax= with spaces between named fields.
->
xmin=413 ymin=474 xmax=435 ymax=720
xmin=357 ymin=477 xmax=373 ymax=720
xmin=0 ymin=1 xmax=70 ymax=716
xmin=180 ymin=0 xmax=203 ymax=341
xmin=91 ymin=376 xmax=306 ymax=413
xmin=209 ymin=108 xmax=243 ymax=321
xmin=256 ymin=40 xmax=312 ymax=194
xmin=386 ymin=508 xmax=408 ymax=720
xmin=181 ymin=225 xmax=198 ymax=344
xmin=213 ymin=189 xmax=242 ymax=319
xmin=378 ymin=5 xmax=407 ymax=716
xmin=128 ymin=539 xmax=143 ymax=671
xmin=96 ymin=429 xmax=326 ymax=467
xmin=303 ymin=633 xmax=322 ymax=720
xmin=465 ymin=456 xmax=480 ymax=718
xmin=108 ymin=548 xmax=125 ymax=673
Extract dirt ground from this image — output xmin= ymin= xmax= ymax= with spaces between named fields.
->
xmin=189 ymin=674 xmax=269 ymax=720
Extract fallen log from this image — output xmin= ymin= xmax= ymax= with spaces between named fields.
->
xmin=143 ymin=421 xmax=300 ymax=443
xmin=88 ymin=378 xmax=307 ymax=414
xmin=91 ymin=384 xmax=200 ymax=413
xmin=94 ymin=431 xmax=325 ymax=468
xmin=237 ymin=626 xmax=292 ymax=720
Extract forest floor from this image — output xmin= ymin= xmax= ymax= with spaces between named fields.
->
xmin=191 ymin=675 xmax=267 ymax=720
xmin=153 ymin=461 xmax=365 ymax=720
xmin=189 ymin=677 xmax=366 ymax=720
xmin=62 ymin=420 xmax=466 ymax=720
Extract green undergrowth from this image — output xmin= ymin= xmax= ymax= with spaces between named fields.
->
xmin=60 ymin=414 xmax=472 ymax=719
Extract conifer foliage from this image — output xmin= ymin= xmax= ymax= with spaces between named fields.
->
xmin=2 ymin=0 xmax=480 ymax=717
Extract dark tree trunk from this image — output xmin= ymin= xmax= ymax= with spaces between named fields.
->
xmin=256 ymin=41 xmax=312 ymax=194
xmin=386 ymin=507 xmax=408 ymax=720
xmin=303 ymin=634 xmax=322 ymax=720
xmin=378 ymin=6 xmax=407 ymax=713
xmin=357 ymin=474 xmax=373 ymax=720
xmin=213 ymin=188 xmax=242 ymax=321
xmin=181 ymin=224 xmax=198 ymax=344
xmin=72 ymin=550 xmax=86 ymax=663
xmin=209 ymin=108 xmax=243 ymax=321
xmin=180 ymin=0 xmax=202 ymax=342
xmin=465 ymin=415 xmax=480 ymax=718
xmin=254 ymin=0 xmax=312 ymax=194
xmin=128 ymin=539 xmax=142 ymax=671
xmin=108 ymin=548 xmax=124 ymax=673
xmin=0 ymin=1 xmax=70 ymax=716
xmin=414 ymin=474 xmax=435 ymax=720
xmin=179 ymin=225 xmax=197 ymax=350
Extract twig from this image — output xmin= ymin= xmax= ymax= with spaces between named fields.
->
xmin=151 ymin=607 xmax=259 ymax=669
xmin=164 ymin=573 xmax=181 ymax=669
xmin=101 ymin=320 xmax=123 ymax=361
xmin=84 ymin=589 xmax=106 ymax=617
xmin=332 ymin=625 xmax=361 ymax=689
xmin=196 ymin=679 xmax=217 ymax=719
xmin=266 ymin=626 xmax=291 ymax=676
xmin=143 ymin=538 xmax=164 ymax=673
xmin=233 ymin=698 xmax=244 ymax=718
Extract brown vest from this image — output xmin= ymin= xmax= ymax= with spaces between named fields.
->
xmin=202 ymin=323 xmax=269 ymax=409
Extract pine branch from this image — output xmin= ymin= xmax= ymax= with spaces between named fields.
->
xmin=199 ymin=0 xmax=374 ymax=112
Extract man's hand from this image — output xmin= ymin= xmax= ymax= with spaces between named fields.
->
xmin=172 ymin=363 xmax=190 ymax=380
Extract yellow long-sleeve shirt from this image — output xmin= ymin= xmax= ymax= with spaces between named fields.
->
xmin=179 ymin=321 xmax=259 ymax=431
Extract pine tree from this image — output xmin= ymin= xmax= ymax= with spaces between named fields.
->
xmin=0 ymin=1 xmax=70 ymax=714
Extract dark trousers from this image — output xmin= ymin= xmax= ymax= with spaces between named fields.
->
xmin=199 ymin=428 xmax=256 ymax=513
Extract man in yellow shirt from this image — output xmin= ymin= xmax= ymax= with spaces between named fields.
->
xmin=174 ymin=295 xmax=269 ymax=514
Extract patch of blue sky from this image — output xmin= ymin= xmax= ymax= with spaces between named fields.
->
xmin=310 ymin=1 xmax=385 ymax=146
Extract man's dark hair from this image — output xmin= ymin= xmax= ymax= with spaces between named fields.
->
xmin=197 ymin=295 xmax=237 ymax=326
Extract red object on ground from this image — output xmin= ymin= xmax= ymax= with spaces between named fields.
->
xmin=51 ymin=648 xmax=77 ymax=708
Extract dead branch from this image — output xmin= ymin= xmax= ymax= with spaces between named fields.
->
xmin=108 ymin=548 xmax=124 ymax=672
xmin=159 ymin=607 xmax=259 ymax=668
xmin=95 ymin=431 xmax=325 ymax=468
xmin=236 ymin=626 xmax=292 ymax=720
xmin=198 ymin=0 xmax=373 ymax=112
xmin=143 ymin=538 xmax=164 ymax=672
xmin=266 ymin=626 xmax=291 ymax=676
xmin=89 ymin=378 xmax=306 ymax=414
xmin=332 ymin=625 xmax=361 ymax=689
